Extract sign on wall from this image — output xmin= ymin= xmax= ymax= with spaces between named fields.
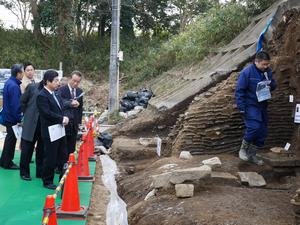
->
xmin=294 ymin=104 xmax=300 ymax=123
xmin=0 ymin=69 xmax=63 ymax=95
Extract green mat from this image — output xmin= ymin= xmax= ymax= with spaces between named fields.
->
xmin=0 ymin=150 xmax=95 ymax=225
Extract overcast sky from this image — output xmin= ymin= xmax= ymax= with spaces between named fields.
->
xmin=0 ymin=5 xmax=31 ymax=29
xmin=0 ymin=1 xmax=228 ymax=29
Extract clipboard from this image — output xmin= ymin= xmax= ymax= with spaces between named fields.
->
xmin=12 ymin=125 xmax=22 ymax=139
xmin=48 ymin=124 xmax=66 ymax=142
xmin=73 ymin=92 xmax=85 ymax=100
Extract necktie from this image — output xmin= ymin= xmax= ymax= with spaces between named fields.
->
xmin=31 ymin=80 xmax=35 ymax=84
xmin=71 ymin=88 xmax=75 ymax=99
xmin=52 ymin=92 xmax=61 ymax=109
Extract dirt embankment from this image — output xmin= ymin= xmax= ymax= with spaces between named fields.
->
xmin=267 ymin=8 xmax=300 ymax=156
xmin=108 ymin=9 xmax=300 ymax=157
xmin=80 ymin=79 xmax=109 ymax=112
xmin=167 ymin=8 xmax=300 ymax=155
xmin=106 ymin=9 xmax=300 ymax=225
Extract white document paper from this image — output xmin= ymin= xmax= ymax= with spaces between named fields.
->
xmin=74 ymin=92 xmax=85 ymax=100
xmin=155 ymin=136 xmax=162 ymax=157
xmin=284 ymin=142 xmax=291 ymax=151
xmin=48 ymin=124 xmax=66 ymax=142
xmin=289 ymin=95 xmax=294 ymax=103
xmin=12 ymin=125 xmax=22 ymax=139
xmin=294 ymin=104 xmax=300 ymax=123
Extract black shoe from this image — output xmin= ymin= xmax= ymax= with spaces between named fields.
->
xmin=7 ymin=164 xmax=20 ymax=170
xmin=21 ymin=175 xmax=32 ymax=181
xmin=43 ymin=184 xmax=57 ymax=190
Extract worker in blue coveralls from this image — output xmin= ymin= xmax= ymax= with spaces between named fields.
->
xmin=235 ymin=51 xmax=277 ymax=165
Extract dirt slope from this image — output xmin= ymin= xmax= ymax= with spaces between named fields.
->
xmin=168 ymin=9 xmax=300 ymax=155
xmin=107 ymin=8 xmax=300 ymax=225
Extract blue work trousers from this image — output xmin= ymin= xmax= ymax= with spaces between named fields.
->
xmin=243 ymin=116 xmax=268 ymax=147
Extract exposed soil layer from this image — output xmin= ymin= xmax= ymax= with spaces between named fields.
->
xmin=117 ymin=152 xmax=297 ymax=225
xmin=115 ymin=9 xmax=300 ymax=225
xmin=87 ymin=8 xmax=300 ymax=225
xmin=169 ymin=9 xmax=300 ymax=155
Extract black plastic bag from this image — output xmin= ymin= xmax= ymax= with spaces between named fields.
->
xmin=97 ymin=131 xmax=113 ymax=149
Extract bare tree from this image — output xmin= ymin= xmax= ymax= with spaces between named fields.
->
xmin=0 ymin=0 xmax=31 ymax=29
xmin=27 ymin=0 xmax=42 ymax=39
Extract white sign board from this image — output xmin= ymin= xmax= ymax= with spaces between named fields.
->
xmin=284 ymin=142 xmax=291 ymax=151
xmin=0 ymin=68 xmax=63 ymax=96
xmin=294 ymin=104 xmax=300 ymax=123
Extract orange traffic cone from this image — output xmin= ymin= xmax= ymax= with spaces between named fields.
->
xmin=86 ymin=116 xmax=93 ymax=129
xmin=77 ymin=141 xmax=94 ymax=182
xmin=56 ymin=154 xmax=88 ymax=219
xmin=42 ymin=195 xmax=58 ymax=225
xmin=87 ymin=129 xmax=96 ymax=161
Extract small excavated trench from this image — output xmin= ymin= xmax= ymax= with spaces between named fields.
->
xmin=112 ymin=139 xmax=298 ymax=225
xmin=87 ymin=8 xmax=300 ymax=225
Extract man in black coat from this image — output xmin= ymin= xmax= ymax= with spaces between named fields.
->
xmin=58 ymin=71 xmax=83 ymax=155
xmin=19 ymin=81 xmax=44 ymax=181
xmin=36 ymin=70 xmax=69 ymax=189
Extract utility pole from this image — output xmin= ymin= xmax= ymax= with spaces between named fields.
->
xmin=108 ymin=0 xmax=121 ymax=115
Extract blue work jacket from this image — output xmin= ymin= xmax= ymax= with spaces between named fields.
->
xmin=235 ymin=63 xmax=276 ymax=121
xmin=2 ymin=76 xmax=22 ymax=125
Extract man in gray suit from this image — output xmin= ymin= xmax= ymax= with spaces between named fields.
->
xmin=19 ymin=81 xmax=44 ymax=181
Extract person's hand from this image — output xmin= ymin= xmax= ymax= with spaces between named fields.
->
xmin=63 ymin=116 xmax=69 ymax=126
xmin=71 ymin=100 xmax=80 ymax=108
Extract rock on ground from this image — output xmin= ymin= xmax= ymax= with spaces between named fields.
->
xmin=238 ymin=172 xmax=266 ymax=187
xmin=151 ymin=165 xmax=212 ymax=188
xmin=202 ymin=157 xmax=222 ymax=168
xmin=175 ymin=184 xmax=194 ymax=198
xmin=179 ymin=151 xmax=193 ymax=160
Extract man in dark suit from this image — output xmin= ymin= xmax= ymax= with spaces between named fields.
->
xmin=36 ymin=70 xmax=69 ymax=189
xmin=58 ymin=71 xmax=83 ymax=155
xmin=19 ymin=81 xmax=44 ymax=181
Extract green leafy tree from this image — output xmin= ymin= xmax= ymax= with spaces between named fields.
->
xmin=239 ymin=0 xmax=277 ymax=16
xmin=168 ymin=0 xmax=219 ymax=31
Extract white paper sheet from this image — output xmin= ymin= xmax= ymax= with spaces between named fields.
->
xmin=12 ymin=125 xmax=22 ymax=139
xmin=284 ymin=142 xmax=291 ymax=151
xmin=74 ymin=92 xmax=85 ymax=100
xmin=294 ymin=104 xmax=300 ymax=123
xmin=48 ymin=124 xmax=66 ymax=142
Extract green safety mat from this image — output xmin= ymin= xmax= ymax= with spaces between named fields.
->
xmin=0 ymin=150 xmax=95 ymax=225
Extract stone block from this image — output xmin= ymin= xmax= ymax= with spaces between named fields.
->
xmin=151 ymin=172 xmax=172 ymax=188
xmin=169 ymin=165 xmax=211 ymax=184
xmin=179 ymin=151 xmax=193 ymax=160
xmin=202 ymin=157 xmax=222 ymax=168
xmin=175 ymin=184 xmax=194 ymax=198
xmin=238 ymin=172 xmax=266 ymax=187
xmin=151 ymin=165 xmax=212 ymax=188
xmin=211 ymin=172 xmax=240 ymax=186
